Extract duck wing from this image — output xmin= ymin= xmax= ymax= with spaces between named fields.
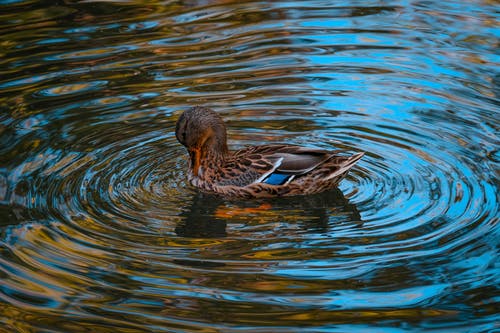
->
xmin=226 ymin=145 xmax=341 ymax=186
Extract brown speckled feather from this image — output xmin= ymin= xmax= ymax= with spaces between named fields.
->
xmin=176 ymin=107 xmax=364 ymax=198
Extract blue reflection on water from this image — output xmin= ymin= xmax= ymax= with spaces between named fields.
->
xmin=0 ymin=0 xmax=498 ymax=332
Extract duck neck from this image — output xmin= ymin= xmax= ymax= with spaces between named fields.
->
xmin=190 ymin=138 xmax=228 ymax=179
xmin=205 ymin=126 xmax=229 ymax=163
xmin=205 ymin=146 xmax=227 ymax=167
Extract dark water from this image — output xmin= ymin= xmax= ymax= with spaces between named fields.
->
xmin=0 ymin=0 xmax=499 ymax=332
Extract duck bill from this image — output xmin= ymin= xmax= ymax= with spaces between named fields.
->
xmin=189 ymin=147 xmax=201 ymax=176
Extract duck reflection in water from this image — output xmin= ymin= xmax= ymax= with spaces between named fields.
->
xmin=175 ymin=188 xmax=361 ymax=238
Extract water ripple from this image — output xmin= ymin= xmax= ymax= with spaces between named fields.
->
xmin=37 ymin=81 xmax=108 ymax=97
xmin=0 ymin=0 xmax=498 ymax=332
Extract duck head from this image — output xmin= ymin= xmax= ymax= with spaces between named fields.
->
xmin=175 ymin=106 xmax=228 ymax=176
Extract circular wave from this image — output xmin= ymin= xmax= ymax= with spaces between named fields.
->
xmin=0 ymin=1 xmax=498 ymax=332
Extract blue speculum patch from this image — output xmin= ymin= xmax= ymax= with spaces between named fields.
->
xmin=263 ymin=173 xmax=292 ymax=185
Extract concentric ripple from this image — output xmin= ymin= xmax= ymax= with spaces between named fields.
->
xmin=0 ymin=1 xmax=499 ymax=332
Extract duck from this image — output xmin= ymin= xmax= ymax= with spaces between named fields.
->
xmin=175 ymin=106 xmax=364 ymax=198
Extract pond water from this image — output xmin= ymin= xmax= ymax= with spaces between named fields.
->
xmin=0 ymin=0 xmax=499 ymax=332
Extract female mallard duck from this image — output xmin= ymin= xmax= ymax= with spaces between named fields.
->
xmin=175 ymin=106 xmax=364 ymax=198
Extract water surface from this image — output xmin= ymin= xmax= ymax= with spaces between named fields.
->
xmin=0 ymin=0 xmax=499 ymax=332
